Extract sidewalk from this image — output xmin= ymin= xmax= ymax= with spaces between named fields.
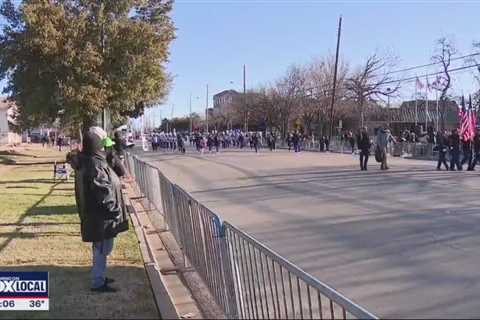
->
xmin=0 ymin=145 xmax=159 ymax=319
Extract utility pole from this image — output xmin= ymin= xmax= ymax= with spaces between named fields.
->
xmin=243 ymin=64 xmax=247 ymax=132
xmin=328 ymin=16 xmax=342 ymax=141
xmin=206 ymin=84 xmax=209 ymax=133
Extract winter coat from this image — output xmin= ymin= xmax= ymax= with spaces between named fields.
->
xmin=449 ymin=133 xmax=461 ymax=152
xmin=377 ymin=129 xmax=394 ymax=150
xmin=70 ymin=133 xmax=128 ymax=242
xmin=357 ymin=133 xmax=371 ymax=154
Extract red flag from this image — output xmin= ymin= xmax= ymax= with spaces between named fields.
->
xmin=459 ymin=95 xmax=476 ymax=141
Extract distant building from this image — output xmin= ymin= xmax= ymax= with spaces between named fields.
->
xmin=213 ymin=90 xmax=240 ymax=115
xmin=391 ymin=99 xmax=458 ymax=132
xmin=366 ymin=99 xmax=459 ymax=135
xmin=0 ymin=98 xmax=21 ymax=145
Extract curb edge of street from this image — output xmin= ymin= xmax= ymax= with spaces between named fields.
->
xmin=128 ymin=198 xmax=180 ymax=319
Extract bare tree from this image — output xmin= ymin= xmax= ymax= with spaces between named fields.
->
xmin=432 ymin=37 xmax=457 ymax=130
xmin=274 ymin=65 xmax=307 ymax=138
xmin=306 ymin=56 xmax=348 ymax=136
xmin=345 ymin=53 xmax=400 ymax=129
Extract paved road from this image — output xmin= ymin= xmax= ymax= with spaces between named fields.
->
xmin=138 ymin=148 xmax=480 ymax=318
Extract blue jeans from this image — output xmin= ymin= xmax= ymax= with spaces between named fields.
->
xmin=92 ymin=238 xmax=114 ymax=288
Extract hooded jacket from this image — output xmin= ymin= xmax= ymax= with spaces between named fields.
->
xmin=70 ymin=131 xmax=128 ymax=242
xmin=377 ymin=129 xmax=394 ymax=150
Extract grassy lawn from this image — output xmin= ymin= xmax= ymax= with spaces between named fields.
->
xmin=0 ymin=145 xmax=158 ymax=319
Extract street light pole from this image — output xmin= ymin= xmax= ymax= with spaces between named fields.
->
xmin=243 ymin=64 xmax=247 ymax=132
xmin=206 ymin=84 xmax=209 ymax=133
xmin=189 ymin=93 xmax=192 ymax=134
xmin=387 ymin=87 xmax=391 ymax=127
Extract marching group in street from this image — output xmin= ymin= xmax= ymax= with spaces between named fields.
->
xmin=143 ymin=124 xmax=480 ymax=174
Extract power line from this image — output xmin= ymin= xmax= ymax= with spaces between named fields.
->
xmin=388 ymin=52 xmax=480 ymax=75
xmin=382 ymin=63 xmax=480 ymax=86
xmin=305 ymin=62 xmax=480 ymax=94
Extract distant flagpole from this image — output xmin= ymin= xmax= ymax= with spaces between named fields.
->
xmin=425 ymin=76 xmax=429 ymax=133
xmin=414 ymin=86 xmax=418 ymax=126
xmin=435 ymin=89 xmax=439 ymax=132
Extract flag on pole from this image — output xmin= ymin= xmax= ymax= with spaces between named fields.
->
xmin=459 ymin=95 xmax=476 ymax=141
xmin=470 ymin=94 xmax=477 ymax=133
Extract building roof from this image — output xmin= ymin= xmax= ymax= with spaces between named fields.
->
xmin=213 ymin=90 xmax=240 ymax=98
xmin=391 ymin=100 xmax=458 ymax=124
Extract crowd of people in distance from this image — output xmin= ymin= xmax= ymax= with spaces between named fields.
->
xmin=147 ymin=130 xmax=279 ymax=154
xmin=285 ymin=132 xmax=330 ymax=153
xmin=146 ymin=124 xmax=480 ymax=173
xmin=150 ymin=131 xmax=185 ymax=153
xmin=346 ymin=126 xmax=480 ymax=172
xmin=146 ymin=129 xmax=327 ymax=155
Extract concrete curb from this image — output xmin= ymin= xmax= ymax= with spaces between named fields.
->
xmin=126 ymin=187 xmax=201 ymax=319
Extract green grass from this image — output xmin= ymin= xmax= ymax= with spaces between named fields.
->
xmin=0 ymin=145 xmax=158 ymax=319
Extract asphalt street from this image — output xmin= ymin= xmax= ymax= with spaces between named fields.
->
xmin=138 ymin=148 xmax=480 ymax=318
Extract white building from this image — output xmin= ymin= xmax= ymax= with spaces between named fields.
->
xmin=0 ymin=98 xmax=21 ymax=145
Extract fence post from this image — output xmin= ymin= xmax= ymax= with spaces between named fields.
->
xmin=213 ymin=218 xmax=239 ymax=318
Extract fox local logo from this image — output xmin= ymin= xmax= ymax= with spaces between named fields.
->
xmin=0 ymin=278 xmax=47 ymax=293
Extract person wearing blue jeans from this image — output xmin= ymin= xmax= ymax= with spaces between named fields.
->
xmin=92 ymin=238 xmax=114 ymax=289
xmin=69 ymin=126 xmax=129 ymax=293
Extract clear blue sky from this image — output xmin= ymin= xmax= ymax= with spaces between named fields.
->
xmin=146 ymin=0 xmax=479 ymax=123
xmin=2 ymin=1 xmax=479 ymax=124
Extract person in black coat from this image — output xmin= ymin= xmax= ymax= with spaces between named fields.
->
xmin=357 ymin=127 xmax=371 ymax=171
xmin=113 ymin=131 xmax=126 ymax=158
xmin=252 ymin=133 xmax=259 ymax=153
xmin=292 ymin=132 xmax=300 ymax=152
xmin=461 ymin=138 xmax=473 ymax=170
xmin=471 ymin=130 xmax=480 ymax=170
xmin=70 ymin=127 xmax=128 ymax=293
xmin=449 ymin=129 xmax=462 ymax=171
xmin=436 ymin=129 xmax=449 ymax=170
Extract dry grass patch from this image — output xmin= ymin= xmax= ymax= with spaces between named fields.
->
xmin=0 ymin=145 xmax=158 ymax=319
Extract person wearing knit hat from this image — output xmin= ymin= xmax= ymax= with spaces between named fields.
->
xmin=71 ymin=126 xmax=128 ymax=293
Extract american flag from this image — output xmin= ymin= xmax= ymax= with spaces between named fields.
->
xmin=459 ymin=95 xmax=477 ymax=141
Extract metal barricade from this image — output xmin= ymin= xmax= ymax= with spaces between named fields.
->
xmin=127 ymin=153 xmax=378 ymax=319
xmin=224 ymin=223 xmax=376 ymax=319
xmin=172 ymin=186 xmax=238 ymax=318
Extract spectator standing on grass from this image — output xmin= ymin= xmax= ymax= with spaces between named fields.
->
xmin=113 ymin=131 xmax=126 ymax=158
xmin=436 ymin=129 xmax=449 ymax=171
xmin=357 ymin=127 xmax=371 ymax=171
xmin=104 ymin=137 xmax=127 ymax=178
xmin=70 ymin=126 xmax=128 ymax=293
